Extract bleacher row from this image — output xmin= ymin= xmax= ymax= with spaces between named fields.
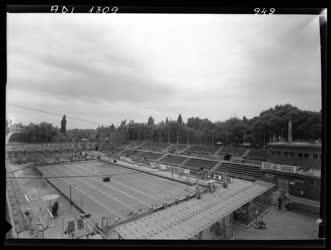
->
xmin=182 ymin=158 xmax=218 ymax=175
xmin=6 ymin=142 xmax=96 ymax=153
xmin=268 ymin=156 xmax=298 ymax=166
xmin=218 ymin=147 xmax=247 ymax=157
xmin=137 ymin=142 xmax=170 ymax=152
xmin=213 ymin=162 xmax=263 ymax=181
xmin=244 ymin=149 xmax=268 ymax=162
xmin=181 ymin=145 xmax=219 ymax=156
xmin=7 ymin=151 xmax=95 ymax=165
xmin=167 ymin=144 xmax=188 ymax=153
xmin=159 ymin=155 xmax=188 ymax=166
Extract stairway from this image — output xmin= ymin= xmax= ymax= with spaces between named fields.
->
xmin=178 ymin=145 xmax=191 ymax=154
xmin=207 ymin=162 xmax=222 ymax=174
xmin=213 ymin=147 xmax=224 ymax=156
xmin=179 ymin=157 xmax=191 ymax=167
xmin=163 ymin=144 xmax=174 ymax=153
xmin=241 ymin=148 xmax=251 ymax=158
xmin=156 ymin=154 xmax=167 ymax=162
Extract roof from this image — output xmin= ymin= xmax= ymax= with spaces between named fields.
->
xmin=115 ymin=179 xmax=274 ymax=239
xmin=267 ymin=141 xmax=321 ymax=149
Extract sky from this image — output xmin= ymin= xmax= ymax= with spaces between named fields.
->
xmin=6 ymin=14 xmax=322 ymax=129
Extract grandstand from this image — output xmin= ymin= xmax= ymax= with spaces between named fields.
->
xmin=159 ymin=155 xmax=189 ymax=166
xmin=212 ymin=162 xmax=262 ymax=181
xmin=126 ymin=141 xmax=141 ymax=149
xmin=137 ymin=142 xmax=170 ymax=152
xmin=119 ymin=149 xmax=142 ymax=158
xmin=137 ymin=151 xmax=164 ymax=161
xmin=183 ymin=158 xmax=218 ymax=175
xmin=181 ymin=145 xmax=220 ymax=156
xmin=166 ymin=144 xmax=189 ymax=154
xmin=218 ymin=147 xmax=247 ymax=158
xmin=243 ymin=149 xmax=268 ymax=162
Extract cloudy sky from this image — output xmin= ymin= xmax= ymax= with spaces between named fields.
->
xmin=7 ymin=14 xmax=321 ymax=129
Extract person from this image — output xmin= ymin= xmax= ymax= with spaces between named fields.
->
xmin=277 ymin=196 xmax=283 ymax=210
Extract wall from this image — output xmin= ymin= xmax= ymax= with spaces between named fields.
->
xmin=267 ymin=145 xmax=321 ymax=170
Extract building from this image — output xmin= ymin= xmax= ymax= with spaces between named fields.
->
xmin=260 ymin=121 xmax=321 ymax=214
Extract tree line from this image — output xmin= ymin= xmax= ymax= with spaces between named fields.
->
xmin=7 ymin=104 xmax=322 ymax=147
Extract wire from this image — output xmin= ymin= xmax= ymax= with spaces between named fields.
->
xmin=7 ymin=103 xmax=102 ymax=125
xmin=6 ymin=168 xmax=166 ymax=180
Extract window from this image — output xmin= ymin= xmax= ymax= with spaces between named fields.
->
xmin=284 ymin=152 xmax=289 ymax=157
xmin=304 ymin=153 xmax=309 ymax=158
xmin=313 ymin=154 xmax=320 ymax=159
xmin=289 ymin=152 xmax=295 ymax=157
xmin=298 ymin=153 xmax=303 ymax=158
xmin=293 ymin=179 xmax=305 ymax=184
xmin=265 ymin=173 xmax=274 ymax=179
xmin=272 ymin=151 xmax=276 ymax=155
xmin=276 ymin=151 xmax=281 ymax=155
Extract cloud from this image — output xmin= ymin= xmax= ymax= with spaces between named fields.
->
xmin=6 ymin=14 xmax=322 ymax=128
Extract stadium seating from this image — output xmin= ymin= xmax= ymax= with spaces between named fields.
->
xmin=268 ymin=157 xmax=298 ymax=166
xmin=138 ymin=151 xmax=164 ymax=161
xmin=244 ymin=149 xmax=267 ymax=162
xmin=102 ymin=144 xmax=123 ymax=153
xmin=213 ymin=162 xmax=262 ymax=181
xmin=119 ymin=149 xmax=142 ymax=157
xmin=159 ymin=155 xmax=189 ymax=166
xmin=183 ymin=158 xmax=218 ymax=175
xmin=182 ymin=145 xmax=220 ymax=156
xmin=218 ymin=147 xmax=247 ymax=157
xmin=126 ymin=141 xmax=142 ymax=149
xmin=166 ymin=144 xmax=188 ymax=154
xmin=137 ymin=142 xmax=170 ymax=152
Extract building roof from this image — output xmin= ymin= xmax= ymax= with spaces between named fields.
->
xmin=115 ymin=179 xmax=274 ymax=239
xmin=267 ymin=141 xmax=321 ymax=149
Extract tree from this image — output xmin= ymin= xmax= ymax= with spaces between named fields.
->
xmin=51 ymin=201 xmax=59 ymax=217
xmin=177 ymin=114 xmax=183 ymax=126
xmin=148 ymin=116 xmax=154 ymax=125
xmin=60 ymin=115 xmax=67 ymax=135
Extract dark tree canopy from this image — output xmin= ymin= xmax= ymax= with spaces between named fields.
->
xmin=148 ymin=116 xmax=155 ymax=125
xmin=177 ymin=114 xmax=183 ymax=126
xmin=60 ymin=115 xmax=67 ymax=135
xmin=7 ymin=104 xmax=321 ymax=147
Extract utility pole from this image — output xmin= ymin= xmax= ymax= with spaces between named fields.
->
xmin=187 ymin=130 xmax=189 ymax=145
xmin=69 ymin=184 xmax=72 ymax=214
xmin=227 ymin=128 xmax=229 ymax=147
xmin=211 ymin=128 xmax=214 ymax=146
xmin=168 ymin=127 xmax=170 ymax=144
xmin=263 ymin=129 xmax=266 ymax=147
xmin=176 ymin=126 xmax=179 ymax=144
xmin=127 ymin=126 xmax=129 ymax=142
xmin=243 ymin=128 xmax=245 ymax=145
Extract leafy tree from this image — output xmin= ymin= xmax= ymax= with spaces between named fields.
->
xmin=148 ymin=116 xmax=154 ymax=126
xmin=177 ymin=114 xmax=183 ymax=126
xmin=60 ymin=115 xmax=67 ymax=135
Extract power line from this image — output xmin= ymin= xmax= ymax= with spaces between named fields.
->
xmin=7 ymin=103 xmax=102 ymax=125
xmin=6 ymin=168 xmax=167 ymax=179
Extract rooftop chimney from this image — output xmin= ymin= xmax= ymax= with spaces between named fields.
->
xmin=288 ymin=120 xmax=293 ymax=143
